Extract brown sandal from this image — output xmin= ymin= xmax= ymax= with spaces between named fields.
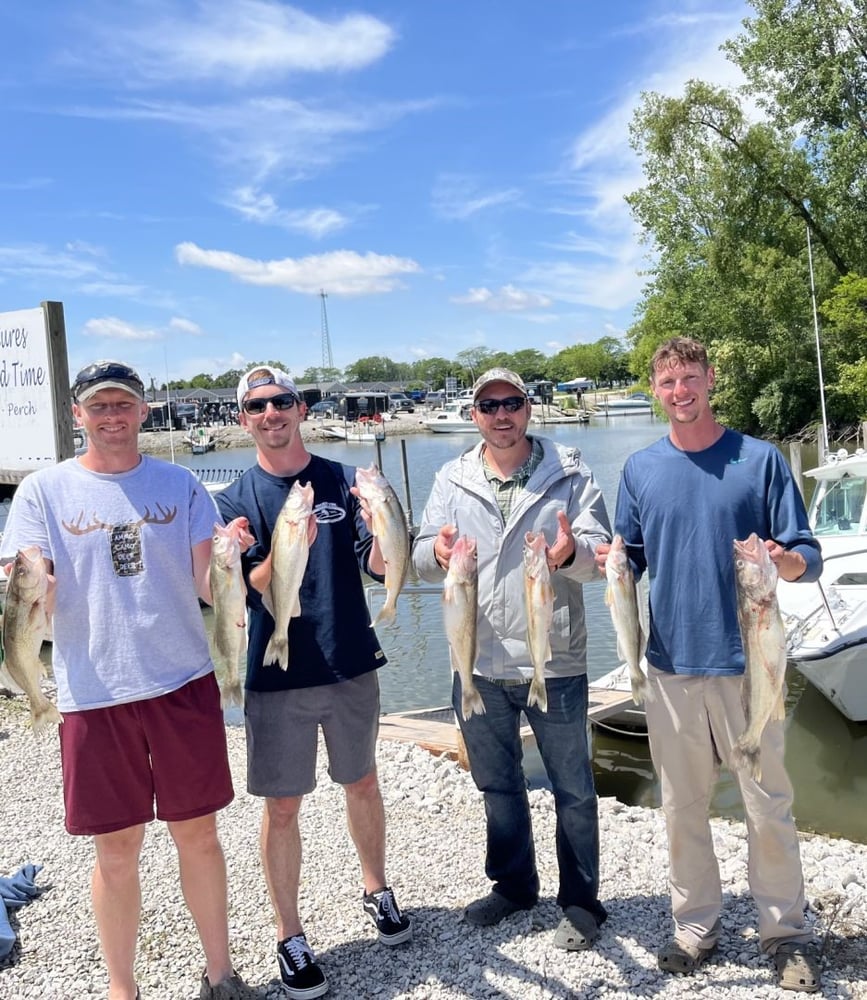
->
xmin=657 ymin=939 xmax=717 ymax=974
xmin=774 ymin=942 xmax=821 ymax=993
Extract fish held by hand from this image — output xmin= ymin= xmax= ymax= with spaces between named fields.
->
xmin=2 ymin=547 xmax=62 ymax=734
xmin=443 ymin=535 xmax=484 ymax=720
xmin=731 ymin=533 xmax=787 ymax=782
xmin=263 ymin=481 xmax=315 ymax=670
xmin=355 ymin=464 xmax=410 ymax=627
xmin=523 ymin=531 xmax=554 ymax=712
xmin=209 ymin=522 xmax=247 ymax=707
xmin=604 ymin=534 xmax=647 ymax=705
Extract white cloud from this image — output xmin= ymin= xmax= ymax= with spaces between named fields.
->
xmin=81 ymin=1 xmax=396 ymax=85
xmin=0 ymin=244 xmax=106 ymax=282
xmin=169 ymin=317 xmax=203 ymax=336
xmin=80 ymin=281 xmax=147 ymax=297
xmin=432 ymin=175 xmax=522 ymax=221
xmin=451 ymin=284 xmax=553 ymax=313
xmin=226 ymin=187 xmax=349 ymax=238
xmin=81 ymin=316 xmax=163 ymax=341
xmin=175 ymin=242 xmax=421 ymax=296
xmin=68 ymin=95 xmax=439 ymax=187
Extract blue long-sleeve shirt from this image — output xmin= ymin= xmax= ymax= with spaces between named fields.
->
xmin=615 ymin=429 xmax=821 ymax=675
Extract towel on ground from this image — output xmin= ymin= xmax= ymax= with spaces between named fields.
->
xmin=0 ymin=863 xmax=44 ymax=961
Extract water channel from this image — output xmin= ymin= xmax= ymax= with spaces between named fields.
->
xmin=183 ymin=415 xmax=867 ymax=844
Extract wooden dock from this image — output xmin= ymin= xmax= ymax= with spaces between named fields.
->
xmin=378 ymin=683 xmax=639 ymax=767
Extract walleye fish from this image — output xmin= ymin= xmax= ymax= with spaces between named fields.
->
xmin=731 ymin=533 xmax=787 ymax=782
xmin=209 ymin=522 xmax=246 ymax=707
xmin=355 ymin=464 xmax=410 ymax=627
xmin=1 ymin=547 xmax=62 ymax=733
xmin=605 ymin=534 xmax=647 ymax=705
xmin=263 ymin=481 xmax=315 ymax=670
xmin=523 ymin=531 xmax=554 ymax=712
xmin=443 ymin=535 xmax=484 ymax=720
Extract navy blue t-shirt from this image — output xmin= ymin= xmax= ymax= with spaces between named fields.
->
xmin=216 ymin=455 xmax=387 ymax=690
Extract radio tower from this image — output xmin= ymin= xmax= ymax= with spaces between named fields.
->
xmin=320 ymin=289 xmax=333 ymax=371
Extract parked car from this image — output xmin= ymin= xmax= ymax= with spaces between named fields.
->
xmin=309 ymin=399 xmax=338 ymax=418
xmin=387 ymin=393 xmax=415 ymax=414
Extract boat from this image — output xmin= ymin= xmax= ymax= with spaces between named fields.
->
xmin=423 ymin=402 xmax=480 ymax=434
xmin=589 ymin=663 xmax=648 ymax=737
xmin=530 ymin=407 xmax=590 ymax=425
xmin=777 ymin=448 xmax=867 ymax=722
xmin=184 ymin=428 xmax=215 ymax=454
xmin=194 ymin=468 xmax=241 ymax=495
xmin=591 ymin=392 xmax=653 ymax=415
xmin=322 ymin=422 xmax=386 ymax=444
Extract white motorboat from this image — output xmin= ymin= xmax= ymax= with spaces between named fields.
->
xmin=591 ymin=392 xmax=653 ymax=415
xmin=322 ymin=422 xmax=385 ymax=444
xmin=423 ymin=402 xmax=479 ymax=434
xmin=184 ymin=428 xmax=216 ymax=454
xmin=777 ymin=448 xmax=867 ymax=722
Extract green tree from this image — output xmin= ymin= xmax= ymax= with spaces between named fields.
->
xmin=344 ymin=356 xmax=401 ymax=382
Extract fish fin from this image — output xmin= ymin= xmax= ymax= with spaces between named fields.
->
xmin=730 ymin=740 xmax=761 ymax=783
xmin=220 ymin=680 xmax=244 ymax=709
xmin=461 ymin=683 xmax=486 ymax=721
xmin=31 ymin=700 xmax=62 ymax=735
xmin=264 ymin=635 xmax=289 ymax=670
xmin=261 ymin=587 xmax=275 ymax=619
xmin=629 ymin=668 xmax=646 ymax=706
xmin=527 ymin=677 xmax=548 ymax=712
xmin=772 ymin=691 xmax=786 ymax=722
xmin=372 ymin=599 xmax=396 ymax=627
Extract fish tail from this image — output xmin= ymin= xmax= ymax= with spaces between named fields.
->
xmin=629 ymin=668 xmax=646 ymax=706
xmin=461 ymin=682 xmax=486 ymax=721
xmin=730 ymin=739 xmax=762 ymax=782
xmin=372 ymin=597 xmax=396 ymax=627
xmin=220 ymin=680 xmax=244 ymax=709
xmin=527 ymin=676 xmax=548 ymax=713
xmin=31 ymin=700 xmax=62 ymax=735
xmin=264 ymin=636 xmax=289 ymax=670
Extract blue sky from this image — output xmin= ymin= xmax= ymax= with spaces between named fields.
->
xmin=1 ymin=0 xmax=749 ymax=385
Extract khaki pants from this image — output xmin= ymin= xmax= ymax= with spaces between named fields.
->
xmin=645 ymin=666 xmax=810 ymax=953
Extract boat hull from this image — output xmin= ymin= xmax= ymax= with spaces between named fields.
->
xmin=790 ymin=644 xmax=867 ymax=722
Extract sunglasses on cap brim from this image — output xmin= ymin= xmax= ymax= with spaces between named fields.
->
xmin=71 ymin=362 xmax=144 ymax=396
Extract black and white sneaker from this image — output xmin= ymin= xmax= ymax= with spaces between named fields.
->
xmin=362 ymin=886 xmax=413 ymax=945
xmin=276 ymin=934 xmax=328 ymax=999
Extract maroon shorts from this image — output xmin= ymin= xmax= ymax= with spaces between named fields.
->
xmin=59 ymin=673 xmax=234 ymax=836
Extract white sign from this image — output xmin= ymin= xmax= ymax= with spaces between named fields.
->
xmin=0 ymin=303 xmax=72 ymax=481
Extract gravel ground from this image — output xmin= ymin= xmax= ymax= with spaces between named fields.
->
xmin=0 ymin=693 xmax=865 ymax=1000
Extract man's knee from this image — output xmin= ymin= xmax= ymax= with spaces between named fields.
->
xmin=344 ymin=768 xmax=380 ymax=801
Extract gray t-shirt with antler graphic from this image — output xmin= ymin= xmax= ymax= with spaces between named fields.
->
xmin=1 ymin=455 xmax=218 ymax=711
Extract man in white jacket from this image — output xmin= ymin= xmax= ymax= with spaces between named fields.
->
xmin=412 ymin=368 xmax=612 ymax=951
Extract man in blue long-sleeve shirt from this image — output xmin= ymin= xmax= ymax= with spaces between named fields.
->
xmin=596 ymin=337 xmax=822 ymax=993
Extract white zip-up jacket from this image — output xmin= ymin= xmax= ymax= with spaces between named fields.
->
xmin=412 ymin=437 xmax=611 ymax=681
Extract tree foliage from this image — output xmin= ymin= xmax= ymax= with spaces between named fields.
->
xmin=625 ymin=0 xmax=867 ymax=437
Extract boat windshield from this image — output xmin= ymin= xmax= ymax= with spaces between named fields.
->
xmin=810 ymin=476 xmax=867 ymax=535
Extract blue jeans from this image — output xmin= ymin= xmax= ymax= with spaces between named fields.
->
xmin=453 ymin=673 xmax=606 ymax=922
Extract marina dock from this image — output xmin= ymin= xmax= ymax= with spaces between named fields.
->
xmin=378 ymin=682 xmax=638 ymax=767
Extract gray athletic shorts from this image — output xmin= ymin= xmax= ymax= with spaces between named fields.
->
xmin=244 ymin=671 xmax=380 ymax=798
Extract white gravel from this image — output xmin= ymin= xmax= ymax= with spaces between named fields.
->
xmin=0 ymin=693 xmax=865 ymax=1000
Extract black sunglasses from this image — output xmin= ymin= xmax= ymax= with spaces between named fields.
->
xmin=71 ymin=361 xmax=144 ymax=396
xmin=242 ymin=392 xmax=299 ymax=415
xmin=475 ymin=395 xmax=527 ymax=415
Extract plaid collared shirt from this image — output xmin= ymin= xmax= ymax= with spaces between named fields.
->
xmin=481 ymin=436 xmax=543 ymax=522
